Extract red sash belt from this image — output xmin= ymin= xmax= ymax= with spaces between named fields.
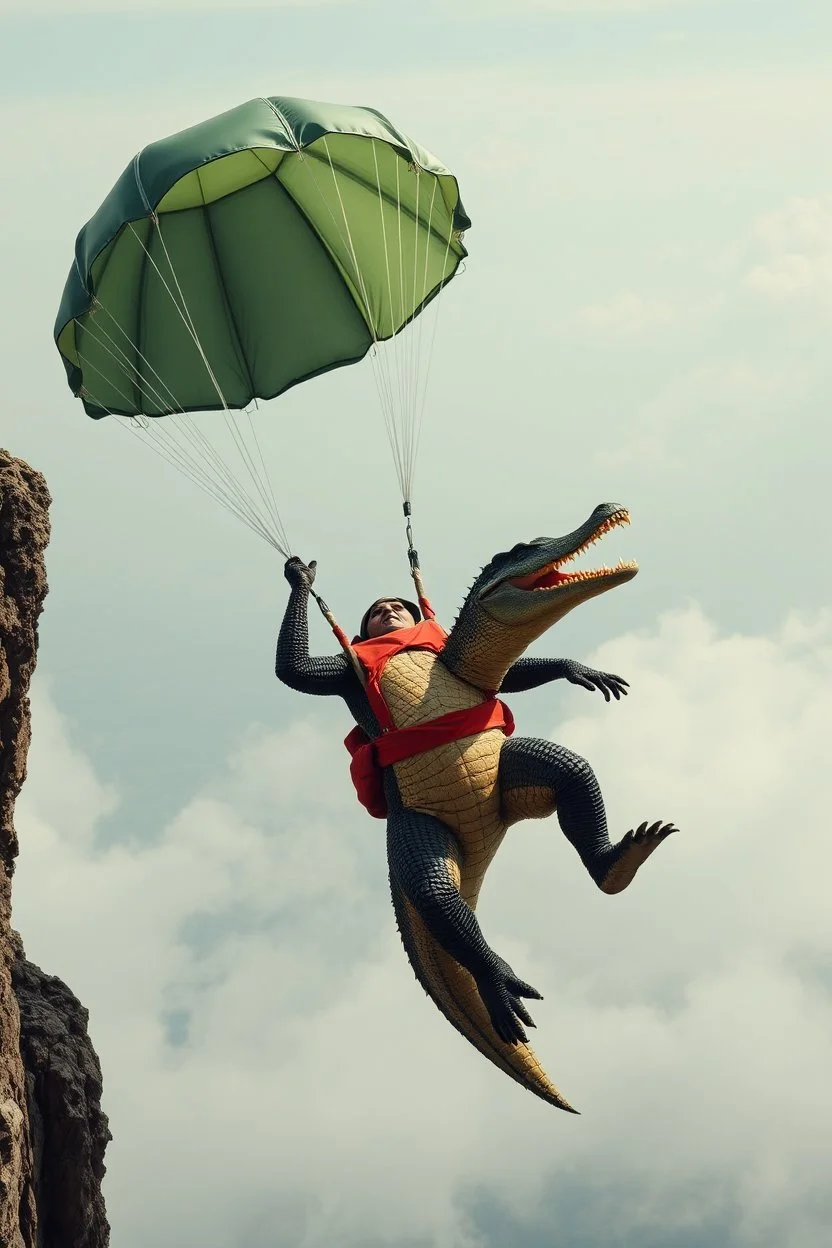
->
xmin=344 ymin=698 xmax=515 ymax=820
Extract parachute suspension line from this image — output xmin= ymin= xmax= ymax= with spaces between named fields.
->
xmin=141 ymin=217 xmax=285 ymax=538
xmin=309 ymin=138 xmax=458 ymax=600
xmin=86 ymin=303 xmax=180 ymax=412
xmin=369 ymin=139 xmax=411 ymax=495
xmin=367 ymin=145 xmax=456 ymax=505
xmin=315 ymin=139 xmax=401 ymax=446
xmin=317 ymin=137 xmax=443 ymax=502
xmin=128 ymin=221 xmax=228 ymax=406
xmin=80 ymin=317 xmax=247 ymax=510
xmin=300 ymin=137 xmax=456 ymax=514
xmin=284 ymin=140 xmax=405 ymax=500
xmin=244 ymin=400 xmax=285 ymax=547
xmin=81 ymin=300 xmax=290 ymax=552
xmin=309 ymin=589 xmax=367 ymax=688
xmin=412 ymin=217 xmax=456 ymax=478
xmin=120 ymin=220 xmax=291 ymax=552
xmin=401 ymin=169 xmax=440 ymax=502
xmin=83 ymin=322 xmax=286 ymax=553
xmin=76 ymin=350 xmax=134 ymax=409
xmin=404 ymin=169 xmax=427 ymax=495
xmin=227 ymin=128 xmax=372 ymax=655
xmin=272 ymin=136 xmax=425 ymax=640
xmin=78 ymin=326 xmax=240 ymax=514
xmin=77 ymin=379 xmax=282 ymax=549
xmin=303 ymin=145 xmax=384 ymax=375
xmin=410 ymin=179 xmax=441 ymax=486
xmin=395 ymin=153 xmax=417 ymax=501
xmin=394 ymin=155 xmax=408 ymax=463
xmin=124 ymin=417 xmax=281 ymax=548
xmin=125 ymin=220 xmax=280 ymax=534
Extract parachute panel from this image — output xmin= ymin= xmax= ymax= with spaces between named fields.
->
xmin=206 ymin=175 xmax=371 ymax=402
xmin=155 ymin=147 xmax=284 ymax=214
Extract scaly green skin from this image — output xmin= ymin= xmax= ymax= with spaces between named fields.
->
xmin=277 ymin=503 xmax=677 ymax=1111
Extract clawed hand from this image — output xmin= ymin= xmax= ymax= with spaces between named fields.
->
xmin=564 ymin=661 xmax=629 ymax=701
xmin=284 ymin=556 xmax=317 ymax=588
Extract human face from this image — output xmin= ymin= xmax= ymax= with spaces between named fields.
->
xmin=365 ymin=599 xmax=416 ymax=638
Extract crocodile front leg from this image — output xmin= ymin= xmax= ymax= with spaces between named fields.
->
xmin=498 ymin=736 xmax=677 ymax=891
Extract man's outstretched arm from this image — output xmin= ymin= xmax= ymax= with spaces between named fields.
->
xmin=499 ymin=657 xmax=629 ymax=702
xmin=276 ymin=558 xmax=354 ymax=697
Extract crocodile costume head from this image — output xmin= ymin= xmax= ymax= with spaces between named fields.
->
xmin=441 ymin=503 xmax=637 ymax=691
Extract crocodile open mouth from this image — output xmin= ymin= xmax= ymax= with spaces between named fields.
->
xmin=507 ymin=509 xmax=637 ymax=592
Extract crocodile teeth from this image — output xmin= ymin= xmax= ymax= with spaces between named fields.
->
xmin=530 ymin=556 xmax=637 ymax=589
xmin=559 ymin=510 xmax=630 ymax=566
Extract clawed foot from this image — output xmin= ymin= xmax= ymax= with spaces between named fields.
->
xmin=477 ymin=955 xmax=543 ymax=1046
xmin=600 ymin=820 xmax=678 ymax=895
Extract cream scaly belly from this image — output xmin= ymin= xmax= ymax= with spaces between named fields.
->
xmin=380 ymin=650 xmax=507 ymax=906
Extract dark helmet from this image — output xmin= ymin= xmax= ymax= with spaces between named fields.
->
xmin=359 ymin=596 xmax=422 ymax=640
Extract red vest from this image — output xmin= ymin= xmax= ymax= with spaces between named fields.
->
xmin=344 ymin=619 xmax=514 ymax=818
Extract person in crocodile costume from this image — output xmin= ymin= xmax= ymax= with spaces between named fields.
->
xmin=276 ymin=503 xmax=677 ymax=1113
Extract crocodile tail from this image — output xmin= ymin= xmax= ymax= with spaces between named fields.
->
xmin=389 ymin=877 xmax=578 ymax=1113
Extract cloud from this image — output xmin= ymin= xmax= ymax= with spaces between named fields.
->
xmin=573 ymin=292 xmax=676 ymax=334
xmin=13 ymin=601 xmax=832 ymax=1247
xmin=587 ymin=351 xmax=806 ymax=482
xmin=746 ymin=195 xmax=832 ymax=300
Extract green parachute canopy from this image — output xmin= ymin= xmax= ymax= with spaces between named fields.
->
xmin=55 ymin=94 xmax=470 ymax=421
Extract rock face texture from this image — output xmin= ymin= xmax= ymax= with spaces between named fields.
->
xmin=12 ymin=950 xmax=111 ymax=1248
xmin=0 ymin=450 xmax=110 ymax=1247
xmin=0 ymin=452 xmax=50 ymax=876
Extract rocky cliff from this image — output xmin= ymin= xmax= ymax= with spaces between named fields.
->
xmin=0 ymin=450 xmax=110 ymax=1248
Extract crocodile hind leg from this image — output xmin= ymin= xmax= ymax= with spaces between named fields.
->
xmin=387 ymin=803 xmax=542 ymax=1044
xmin=498 ymin=736 xmax=676 ymax=892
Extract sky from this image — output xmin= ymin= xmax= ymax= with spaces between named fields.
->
xmin=3 ymin=1 xmax=832 ymax=1245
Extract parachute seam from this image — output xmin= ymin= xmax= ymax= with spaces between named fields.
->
xmin=268 ymin=164 xmax=373 ymax=348
xmin=78 ymin=221 xmax=144 ymax=410
xmin=258 ymin=98 xmax=301 ymax=151
xmin=282 ymin=150 xmax=378 ymax=339
xmin=196 ymin=171 xmax=255 ymax=400
xmin=132 ymin=150 xmax=153 ymax=214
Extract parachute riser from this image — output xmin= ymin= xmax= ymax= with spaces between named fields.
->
xmin=403 ymin=499 xmax=434 ymax=622
xmin=306 ymin=500 xmax=433 ymax=691
xmin=310 ymin=588 xmax=367 ymax=688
